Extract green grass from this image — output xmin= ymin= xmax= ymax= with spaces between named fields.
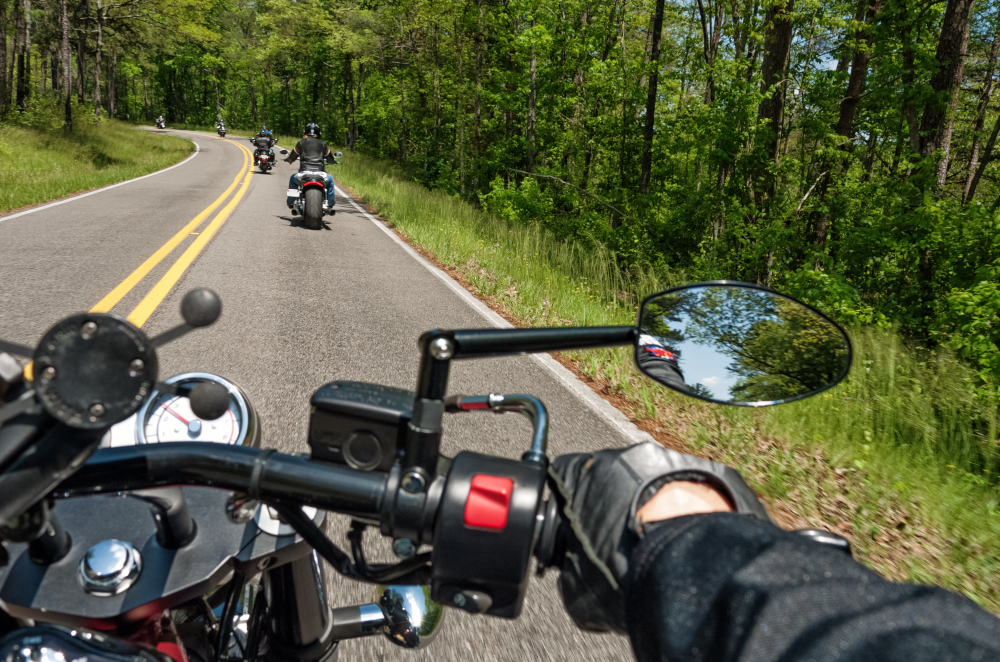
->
xmin=335 ymin=150 xmax=1000 ymax=611
xmin=0 ymin=104 xmax=193 ymax=215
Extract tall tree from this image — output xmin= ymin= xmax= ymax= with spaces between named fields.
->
xmin=640 ymin=0 xmax=666 ymax=194
xmin=919 ymin=0 xmax=976 ymax=188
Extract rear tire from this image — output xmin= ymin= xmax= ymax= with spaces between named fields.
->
xmin=303 ymin=188 xmax=323 ymax=230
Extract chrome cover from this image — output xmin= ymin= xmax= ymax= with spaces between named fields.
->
xmin=79 ymin=540 xmax=141 ymax=596
xmin=375 ymin=585 xmax=445 ymax=649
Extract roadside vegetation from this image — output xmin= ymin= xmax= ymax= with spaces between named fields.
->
xmin=0 ymin=99 xmax=191 ymax=215
xmin=335 ymin=151 xmax=1000 ymax=612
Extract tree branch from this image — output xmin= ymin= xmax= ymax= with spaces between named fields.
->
xmin=796 ymin=171 xmax=828 ymax=213
xmin=508 ymin=169 xmax=627 ymax=218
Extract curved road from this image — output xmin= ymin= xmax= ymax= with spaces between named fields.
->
xmin=0 ymin=130 xmax=643 ymax=662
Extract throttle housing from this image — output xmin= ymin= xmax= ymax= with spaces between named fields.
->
xmin=430 ymin=451 xmax=545 ymax=618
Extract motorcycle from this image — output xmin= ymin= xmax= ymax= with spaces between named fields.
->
xmin=257 ymin=151 xmax=271 ymax=173
xmin=156 ymin=118 xmax=166 ymax=129
xmin=0 ymin=282 xmax=852 ymax=662
xmin=281 ymin=149 xmax=342 ymax=230
xmin=218 ymin=125 xmax=227 ymax=138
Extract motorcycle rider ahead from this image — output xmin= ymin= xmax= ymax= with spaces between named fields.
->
xmin=284 ymin=122 xmax=337 ymax=215
xmin=250 ymin=128 xmax=275 ymax=166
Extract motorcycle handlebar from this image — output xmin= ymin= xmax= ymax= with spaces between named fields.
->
xmin=53 ymin=443 xmax=387 ymax=521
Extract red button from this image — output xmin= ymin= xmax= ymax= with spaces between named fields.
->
xmin=463 ymin=475 xmax=514 ymax=530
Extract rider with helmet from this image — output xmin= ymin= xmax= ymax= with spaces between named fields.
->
xmin=284 ymin=123 xmax=337 ymax=214
xmin=250 ymin=128 xmax=276 ymax=167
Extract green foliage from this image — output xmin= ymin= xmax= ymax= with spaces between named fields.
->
xmin=0 ymin=98 xmax=193 ymax=214
xmin=479 ymin=177 xmax=554 ymax=225
xmin=784 ymin=269 xmax=890 ymax=329
xmin=934 ymin=279 xmax=1000 ymax=394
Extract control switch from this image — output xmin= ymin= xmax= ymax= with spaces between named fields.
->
xmin=463 ymin=475 xmax=513 ymax=530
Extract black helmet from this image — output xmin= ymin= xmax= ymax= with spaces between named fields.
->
xmin=304 ymin=123 xmax=321 ymax=138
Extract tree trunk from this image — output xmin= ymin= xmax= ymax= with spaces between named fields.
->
xmin=963 ymin=12 xmax=1000 ymax=203
xmin=966 ymin=111 xmax=1000 ymax=201
xmin=456 ymin=18 xmax=465 ymax=194
xmin=62 ymin=0 xmax=71 ymax=129
xmin=76 ymin=19 xmax=85 ymax=103
xmin=472 ymin=0 xmax=483 ymax=197
xmin=400 ymin=78 xmax=407 ymax=165
xmin=527 ymin=17 xmax=536 ymax=172
xmin=696 ymin=0 xmax=723 ymax=103
xmin=345 ymin=55 xmax=356 ymax=148
xmin=835 ymin=0 xmax=883 ymax=140
xmin=0 ymin=0 xmax=8 ymax=116
xmin=93 ymin=0 xmax=103 ymax=123
xmin=108 ymin=49 xmax=116 ymax=118
xmin=248 ymin=74 xmax=257 ymax=124
xmin=919 ymin=0 xmax=976 ymax=189
xmin=22 ymin=0 xmax=30 ymax=108
xmin=14 ymin=0 xmax=25 ymax=110
xmin=640 ymin=0 xmax=665 ymax=194
xmin=757 ymin=0 xmax=795 ymax=164
xmin=581 ymin=0 xmax=622 ymax=190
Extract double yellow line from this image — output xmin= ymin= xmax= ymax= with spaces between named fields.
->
xmin=98 ymin=134 xmax=256 ymax=327
xmin=27 ymin=134 xmax=256 ymax=380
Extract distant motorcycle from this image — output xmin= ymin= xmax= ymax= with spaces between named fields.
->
xmin=155 ymin=117 xmax=166 ymax=129
xmin=218 ymin=124 xmax=227 ymax=137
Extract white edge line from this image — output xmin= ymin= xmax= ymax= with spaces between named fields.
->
xmin=0 ymin=137 xmax=200 ymax=224
xmin=332 ymin=183 xmax=654 ymax=447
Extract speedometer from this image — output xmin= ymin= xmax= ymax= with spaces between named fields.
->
xmin=135 ymin=372 xmax=259 ymax=446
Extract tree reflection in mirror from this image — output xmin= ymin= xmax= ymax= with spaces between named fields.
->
xmin=636 ymin=283 xmax=851 ymax=406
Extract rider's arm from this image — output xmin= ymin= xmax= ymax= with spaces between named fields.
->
xmin=285 ymin=144 xmax=300 ymax=164
xmin=625 ymin=511 xmax=1000 ymax=662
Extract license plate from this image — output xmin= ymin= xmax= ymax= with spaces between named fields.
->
xmin=287 ymin=189 xmax=300 ymax=197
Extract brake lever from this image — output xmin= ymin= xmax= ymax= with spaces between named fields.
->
xmin=444 ymin=393 xmax=548 ymax=465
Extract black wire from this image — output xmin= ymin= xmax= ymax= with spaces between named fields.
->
xmin=244 ymin=584 xmax=267 ymax=662
xmin=269 ymin=503 xmax=432 ymax=585
xmin=348 ymin=521 xmax=433 ymax=584
xmin=214 ymin=570 xmax=244 ymax=662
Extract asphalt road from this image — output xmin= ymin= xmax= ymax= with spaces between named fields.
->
xmin=0 ymin=130 xmax=644 ymax=661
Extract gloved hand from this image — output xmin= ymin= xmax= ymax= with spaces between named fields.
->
xmin=548 ymin=442 xmax=769 ymax=634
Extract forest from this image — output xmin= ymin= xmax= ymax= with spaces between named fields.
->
xmin=4 ymin=0 xmax=1000 ymax=391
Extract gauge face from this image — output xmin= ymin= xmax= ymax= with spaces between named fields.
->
xmin=143 ymin=392 xmax=240 ymax=443
xmin=135 ymin=372 xmax=254 ymax=446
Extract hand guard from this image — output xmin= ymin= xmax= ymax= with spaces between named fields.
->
xmin=548 ymin=442 xmax=769 ymax=634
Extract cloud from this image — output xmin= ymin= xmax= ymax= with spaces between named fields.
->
xmin=702 ymin=376 xmax=720 ymax=386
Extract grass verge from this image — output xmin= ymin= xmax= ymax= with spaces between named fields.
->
xmin=334 ymin=151 xmax=1000 ymax=611
xmin=0 ymin=116 xmax=193 ymax=215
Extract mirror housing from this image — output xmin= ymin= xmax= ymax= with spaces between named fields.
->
xmin=375 ymin=585 xmax=444 ymax=648
xmin=334 ymin=151 xmax=343 ymax=158
xmin=635 ymin=282 xmax=851 ymax=406
xmin=279 ymin=149 xmax=289 ymax=155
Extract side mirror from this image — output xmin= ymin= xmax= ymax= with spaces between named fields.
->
xmin=279 ymin=149 xmax=289 ymax=155
xmin=635 ymin=282 xmax=851 ymax=406
xmin=334 ymin=151 xmax=343 ymax=158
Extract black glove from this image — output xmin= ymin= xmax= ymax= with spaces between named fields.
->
xmin=549 ymin=442 xmax=769 ymax=634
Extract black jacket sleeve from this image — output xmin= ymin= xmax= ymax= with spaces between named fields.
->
xmin=624 ymin=513 xmax=1000 ymax=662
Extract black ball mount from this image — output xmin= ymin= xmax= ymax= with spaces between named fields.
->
xmin=2 ymin=288 xmax=224 ymax=430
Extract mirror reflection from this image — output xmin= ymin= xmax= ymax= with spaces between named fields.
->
xmin=636 ymin=284 xmax=851 ymax=406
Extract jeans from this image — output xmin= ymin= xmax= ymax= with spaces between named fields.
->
xmin=287 ymin=173 xmax=336 ymax=209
